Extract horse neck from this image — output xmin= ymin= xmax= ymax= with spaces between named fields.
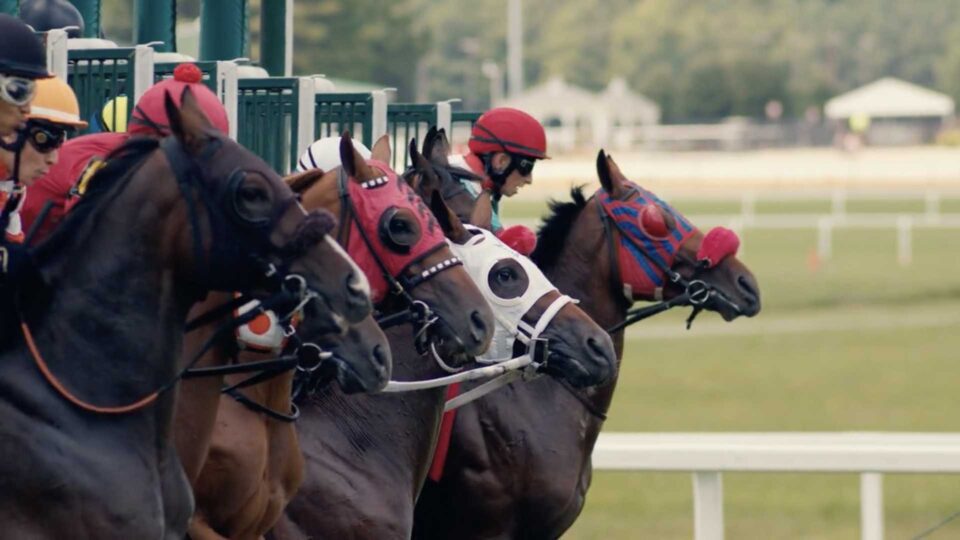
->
xmin=540 ymin=199 xmax=627 ymax=415
xmin=26 ymin=154 xmax=196 ymax=407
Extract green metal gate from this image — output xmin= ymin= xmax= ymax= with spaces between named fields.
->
xmin=67 ymin=48 xmax=142 ymax=135
xmin=314 ymin=93 xmax=375 ymax=148
xmin=236 ymin=77 xmax=302 ymax=174
xmin=387 ymin=103 xmax=438 ymax=171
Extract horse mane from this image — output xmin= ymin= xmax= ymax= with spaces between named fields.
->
xmin=531 ymin=186 xmax=588 ymax=270
xmin=34 ymin=136 xmax=160 ymax=262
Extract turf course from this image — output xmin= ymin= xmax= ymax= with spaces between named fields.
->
xmin=497 ymin=195 xmax=960 ymax=539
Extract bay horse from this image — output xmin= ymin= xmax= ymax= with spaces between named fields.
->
xmin=411 ymin=130 xmax=761 ymax=539
xmin=191 ymin=134 xmax=494 ymax=540
xmin=0 ymin=89 xmax=369 ymax=539
xmin=270 ymin=140 xmax=617 ymax=540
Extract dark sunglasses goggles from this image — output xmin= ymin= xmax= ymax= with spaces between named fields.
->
xmin=511 ymin=154 xmax=536 ymax=176
xmin=25 ymin=122 xmax=67 ymax=153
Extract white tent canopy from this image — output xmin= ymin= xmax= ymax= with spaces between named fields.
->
xmin=825 ymin=77 xmax=955 ymax=119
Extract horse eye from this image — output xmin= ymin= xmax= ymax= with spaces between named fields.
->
xmin=390 ymin=218 xmax=410 ymax=234
xmin=497 ymin=268 xmax=515 ymax=282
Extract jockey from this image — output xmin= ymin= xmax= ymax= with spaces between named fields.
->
xmin=20 ymin=63 xmax=229 ymax=244
xmin=0 ymin=76 xmax=86 ymax=244
xmin=295 ymin=136 xmax=371 ymax=173
xmin=449 ymin=107 xmax=548 ymax=233
xmin=0 ymin=14 xmax=50 ymax=138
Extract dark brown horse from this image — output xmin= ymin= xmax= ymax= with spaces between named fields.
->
xmin=0 ymin=89 xmax=369 ymax=539
xmin=411 ymin=131 xmax=761 ymax=539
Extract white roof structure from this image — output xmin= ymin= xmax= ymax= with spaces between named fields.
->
xmin=499 ymin=76 xmax=600 ymax=123
xmin=601 ymin=77 xmax=660 ymax=125
xmin=825 ymin=77 xmax=955 ymax=119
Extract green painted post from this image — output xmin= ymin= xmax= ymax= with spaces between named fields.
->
xmin=0 ymin=1 xmax=18 ymax=16
xmin=134 ymin=0 xmax=175 ymax=51
xmin=68 ymin=0 xmax=100 ymax=38
xmin=200 ymin=0 xmax=246 ymax=61
xmin=260 ymin=0 xmax=289 ymax=76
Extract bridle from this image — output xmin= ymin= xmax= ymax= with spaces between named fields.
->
xmin=19 ymin=134 xmax=329 ymax=415
xmin=597 ymin=186 xmax=744 ymax=333
xmin=335 ymin=166 xmax=463 ymax=360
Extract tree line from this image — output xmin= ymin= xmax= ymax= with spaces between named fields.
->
xmin=97 ymin=0 xmax=960 ymax=121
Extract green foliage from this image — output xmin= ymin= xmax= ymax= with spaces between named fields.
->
xmin=96 ymin=0 xmax=960 ymax=119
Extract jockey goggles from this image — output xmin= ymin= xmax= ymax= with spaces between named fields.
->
xmin=512 ymin=154 xmax=536 ymax=176
xmin=0 ymin=74 xmax=37 ymax=107
xmin=25 ymin=120 xmax=67 ymax=153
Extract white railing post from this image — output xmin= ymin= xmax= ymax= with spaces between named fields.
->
xmin=436 ymin=98 xmax=460 ymax=136
xmin=371 ymin=89 xmax=389 ymax=143
xmin=817 ymin=217 xmax=833 ymax=261
xmin=832 ymin=189 xmax=846 ymax=220
xmin=897 ymin=216 xmax=913 ymax=267
xmin=860 ymin=473 xmax=884 ymax=540
xmin=46 ymin=29 xmax=69 ymax=81
xmin=296 ymin=76 xmax=316 ymax=169
xmin=132 ymin=44 xmax=155 ymax=105
xmin=693 ymin=472 xmax=724 ymax=540
xmin=216 ymin=61 xmax=239 ymax=141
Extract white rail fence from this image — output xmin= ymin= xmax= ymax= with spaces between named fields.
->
xmin=592 ymin=432 xmax=960 ymax=540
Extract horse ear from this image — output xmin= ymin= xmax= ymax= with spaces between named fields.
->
xmin=428 ymin=128 xmax=452 ymax=166
xmin=596 ymin=149 xmax=624 ymax=196
xmin=371 ymin=134 xmax=391 ymax=163
xmin=411 ymin=142 xmax=440 ymax=194
xmin=284 ymin=168 xmax=326 ymax=194
xmin=170 ymin=87 xmax=214 ymax=155
xmin=430 ymin=189 xmax=468 ymax=241
xmin=422 ymin=126 xmax=438 ymax=156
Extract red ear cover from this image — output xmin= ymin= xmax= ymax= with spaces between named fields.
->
xmin=697 ymin=226 xmax=740 ymax=267
xmin=638 ymin=203 xmax=670 ymax=238
xmin=496 ymin=225 xmax=537 ymax=256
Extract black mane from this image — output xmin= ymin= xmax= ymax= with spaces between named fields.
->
xmin=531 ymin=186 xmax=589 ymax=270
xmin=33 ymin=136 xmax=160 ymax=262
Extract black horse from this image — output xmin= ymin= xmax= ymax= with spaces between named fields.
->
xmin=0 ymin=89 xmax=370 ymax=539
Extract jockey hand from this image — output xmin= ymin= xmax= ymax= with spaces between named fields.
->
xmin=481 ymin=178 xmax=501 ymax=198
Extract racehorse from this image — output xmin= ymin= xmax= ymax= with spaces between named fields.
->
xmin=0 ymin=89 xmax=369 ymax=539
xmin=271 ymin=140 xmax=618 ymax=540
xmin=193 ymin=133 xmax=494 ymax=540
xmin=411 ymin=129 xmax=761 ymax=539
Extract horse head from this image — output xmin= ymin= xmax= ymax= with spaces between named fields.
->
xmin=286 ymin=132 xmax=494 ymax=370
xmin=408 ymin=142 xmax=616 ymax=388
xmin=593 ymin=150 xmax=760 ymax=322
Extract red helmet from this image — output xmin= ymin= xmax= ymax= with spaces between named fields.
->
xmin=129 ymin=63 xmax=229 ymax=137
xmin=468 ymin=107 xmax=548 ymax=159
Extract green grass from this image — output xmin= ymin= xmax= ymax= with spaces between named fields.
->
xmin=556 ymin=220 xmax=960 ymax=539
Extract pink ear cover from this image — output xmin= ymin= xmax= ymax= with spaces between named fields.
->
xmin=697 ymin=226 xmax=740 ymax=267
xmin=639 ymin=203 xmax=670 ymax=238
xmin=497 ymin=225 xmax=537 ymax=256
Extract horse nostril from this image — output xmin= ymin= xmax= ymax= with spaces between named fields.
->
xmin=469 ymin=310 xmax=489 ymax=344
xmin=738 ymin=276 xmax=758 ymax=304
xmin=347 ymin=272 xmax=368 ymax=299
xmin=372 ymin=344 xmax=390 ymax=369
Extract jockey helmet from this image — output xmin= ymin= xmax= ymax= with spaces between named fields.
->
xmin=296 ymin=136 xmax=371 ymax=173
xmin=468 ymin=107 xmax=548 ymax=160
xmin=18 ymin=0 xmax=85 ymax=38
xmin=0 ymin=14 xmax=50 ymax=79
xmin=99 ymin=95 xmax=128 ymax=132
xmin=129 ymin=63 xmax=229 ymax=137
xmin=27 ymin=76 xmax=87 ymax=130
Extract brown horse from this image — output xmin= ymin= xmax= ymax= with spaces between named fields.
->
xmin=189 ymin=134 xmax=494 ymax=540
xmin=0 ymin=89 xmax=368 ymax=539
xmin=411 ymin=133 xmax=761 ymax=539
